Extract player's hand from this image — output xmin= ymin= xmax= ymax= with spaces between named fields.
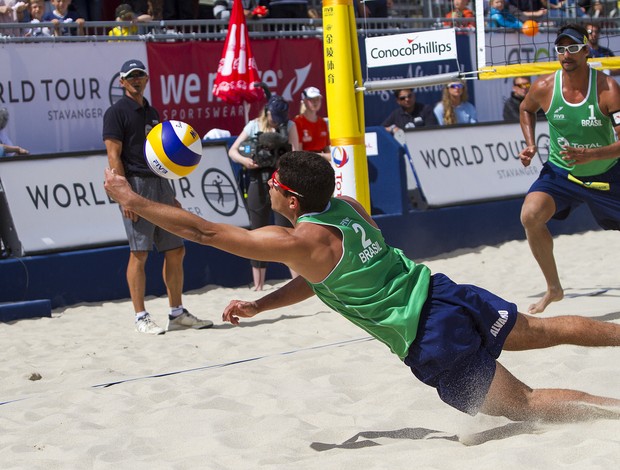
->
xmin=560 ymin=145 xmax=589 ymax=166
xmin=122 ymin=207 xmax=139 ymax=222
xmin=222 ymin=299 xmax=259 ymax=325
xmin=519 ymin=145 xmax=537 ymax=167
xmin=104 ymin=168 xmax=136 ymax=217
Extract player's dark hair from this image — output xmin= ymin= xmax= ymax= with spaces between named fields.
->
xmin=278 ymin=151 xmax=335 ymax=213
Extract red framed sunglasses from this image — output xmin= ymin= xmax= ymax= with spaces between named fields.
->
xmin=271 ymin=170 xmax=304 ymax=198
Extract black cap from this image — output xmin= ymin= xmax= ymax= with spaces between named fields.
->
xmin=555 ymin=28 xmax=588 ymax=46
xmin=266 ymin=95 xmax=289 ymax=126
xmin=120 ymin=59 xmax=147 ymax=78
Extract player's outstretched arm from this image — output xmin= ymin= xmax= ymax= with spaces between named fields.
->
xmin=223 ymin=277 xmax=315 ymax=325
xmin=103 ymin=168 xmax=306 ymax=266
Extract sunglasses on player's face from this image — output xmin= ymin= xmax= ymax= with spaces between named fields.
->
xmin=555 ymin=43 xmax=587 ymax=55
xmin=270 ymin=170 xmax=304 ymax=198
xmin=448 ymin=83 xmax=464 ymax=90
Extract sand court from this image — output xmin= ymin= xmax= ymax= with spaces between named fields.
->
xmin=1 ymin=231 xmax=620 ymax=468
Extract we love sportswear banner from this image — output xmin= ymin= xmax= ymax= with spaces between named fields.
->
xmin=146 ymin=38 xmax=325 ymax=138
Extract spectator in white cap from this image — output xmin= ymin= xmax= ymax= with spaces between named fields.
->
xmin=293 ymin=86 xmax=331 ymax=161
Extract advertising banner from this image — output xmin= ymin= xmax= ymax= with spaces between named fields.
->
xmin=0 ymin=144 xmax=248 ymax=255
xmin=360 ymin=32 xmax=473 ymax=127
xmin=146 ymin=38 xmax=325 ymax=138
xmin=405 ymin=122 xmax=549 ymax=207
xmin=365 ymin=28 xmax=458 ymax=68
xmin=0 ymin=42 xmax=147 ymax=155
xmin=331 ymin=145 xmax=357 ymax=198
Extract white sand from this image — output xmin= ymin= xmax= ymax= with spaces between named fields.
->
xmin=1 ymin=230 xmax=620 ymax=469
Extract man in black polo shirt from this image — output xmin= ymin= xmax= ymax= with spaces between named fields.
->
xmin=382 ymin=88 xmax=438 ymax=135
xmin=103 ymin=59 xmax=212 ymax=335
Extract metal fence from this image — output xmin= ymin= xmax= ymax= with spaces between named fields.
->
xmin=1 ymin=15 xmax=620 ymax=43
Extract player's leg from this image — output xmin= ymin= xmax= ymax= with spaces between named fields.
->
xmin=503 ymin=312 xmax=620 ymax=351
xmin=480 ymin=361 xmax=620 ymax=422
xmin=520 ymin=191 xmax=562 ymax=314
xmin=127 ymin=250 xmax=149 ymax=313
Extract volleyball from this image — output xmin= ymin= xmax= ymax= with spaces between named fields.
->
xmin=522 ymin=20 xmax=539 ymax=37
xmin=144 ymin=120 xmax=202 ymax=179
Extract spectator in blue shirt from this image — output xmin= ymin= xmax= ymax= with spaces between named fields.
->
xmin=489 ymin=0 xmax=523 ymax=30
xmin=433 ymin=81 xmax=477 ymax=126
xmin=42 ymin=0 xmax=85 ymax=36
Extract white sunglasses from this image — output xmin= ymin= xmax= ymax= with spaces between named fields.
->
xmin=555 ymin=44 xmax=588 ymax=55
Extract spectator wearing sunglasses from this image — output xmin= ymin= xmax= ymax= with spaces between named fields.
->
xmin=503 ymin=76 xmax=545 ymax=122
xmin=382 ymin=88 xmax=438 ymax=135
xmin=518 ymin=24 xmax=620 ymax=314
xmin=433 ymin=80 xmax=477 ymax=126
xmin=103 ymin=59 xmax=213 ymax=335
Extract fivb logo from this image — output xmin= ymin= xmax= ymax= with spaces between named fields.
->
xmin=366 ymin=29 xmax=457 ymax=68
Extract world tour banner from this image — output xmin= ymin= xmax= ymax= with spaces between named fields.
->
xmin=0 ymin=42 xmax=148 ymax=155
xmin=0 ymin=144 xmax=248 ymax=255
xmin=404 ymin=121 xmax=548 ymax=207
xmin=146 ymin=38 xmax=325 ymax=138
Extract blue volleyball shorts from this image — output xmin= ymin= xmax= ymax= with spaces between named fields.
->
xmin=528 ymin=161 xmax=620 ymax=230
xmin=405 ymin=273 xmax=517 ymax=415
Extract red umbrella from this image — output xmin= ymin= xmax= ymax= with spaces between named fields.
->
xmin=213 ymin=0 xmax=264 ymax=104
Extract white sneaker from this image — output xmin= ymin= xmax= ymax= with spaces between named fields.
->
xmin=167 ymin=309 xmax=213 ymax=331
xmin=135 ymin=313 xmax=165 ymax=335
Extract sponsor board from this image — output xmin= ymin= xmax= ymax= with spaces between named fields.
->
xmin=0 ymin=42 xmax=147 ymax=155
xmin=0 ymin=145 xmax=248 ymax=254
xmin=147 ymin=38 xmax=325 ymax=138
xmin=365 ymin=29 xmax=458 ymax=68
xmin=0 ymin=39 xmax=325 ymax=155
xmin=404 ymin=122 xmax=546 ymax=207
xmin=331 ymin=145 xmax=356 ymax=198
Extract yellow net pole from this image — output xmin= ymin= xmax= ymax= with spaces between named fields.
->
xmin=322 ymin=0 xmax=370 ymax=212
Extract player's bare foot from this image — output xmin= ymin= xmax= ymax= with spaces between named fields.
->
xmin=528 ymin=287 xmax=564 ymax=314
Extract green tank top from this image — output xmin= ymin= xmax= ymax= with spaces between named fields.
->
xmin=298 ymin=198 xmax=431 ymax=359
xmin=546 ymin=67 xmax=617 ymax=177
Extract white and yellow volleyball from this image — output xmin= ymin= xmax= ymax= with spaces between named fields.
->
xmin=144 ymin=120 xmax=202 ymax=179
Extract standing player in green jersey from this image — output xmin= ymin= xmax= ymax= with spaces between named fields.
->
xmin=105 ymin=151 xmax=620 ymax=422
xmin=519 ymin=23 xmax=620 ymax=314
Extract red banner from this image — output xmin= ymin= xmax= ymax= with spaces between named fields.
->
xmin=146 ymin=39 xmax=325 ymax=138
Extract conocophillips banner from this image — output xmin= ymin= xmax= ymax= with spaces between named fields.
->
xmin=365 ymin=29 xmax=458 ymax=68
